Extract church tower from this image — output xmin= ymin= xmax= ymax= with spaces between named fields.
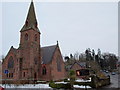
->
xmin=20 ymin=1 xmax=40 ymax=46
xmin=19 ymin=1 xmax=41 ymax=80
xmin=2 ymin=0 xmax=66 ymax=83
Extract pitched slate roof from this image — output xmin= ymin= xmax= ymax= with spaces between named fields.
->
xmin=21 ymin=1 xmax=40 ymax=32
xmin=70 ymin=61 xmax=86 ymax=69
xmin=41 ymin=45 xmax=57 ymax=64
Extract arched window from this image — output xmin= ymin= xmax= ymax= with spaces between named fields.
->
xmin=6 ymin=74 xmax=8 ymax=78
xmin=25 ymin=20 xmax=28 ymax=26
xmin=8 ymin=56 xmax=14 ymax=69
xmin=35 ymin=34 xmax=37 ymax=41
xmin=35 ymin=21 xmax=38 ymax=28
xmin=9 ymin=73 xmax=10 ymax=78
xmin=42 ymin=66 xmax=46 ymax=75
xmin=25 ymin=33 xmax=28 ymax=41
xmin=57 ymin=58 xmax=61 ymax=72
xmin=34 ymin=58 xmax=37 ymax=65
xmin=23 ymin=72 xmax=25 ymax=77
xmin=11 ymin=73 xmax=13 ymax=77
xmin=34 ymin=72 xmax=37 ymax=79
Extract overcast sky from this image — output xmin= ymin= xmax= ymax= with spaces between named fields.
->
xmin=0 ymin=0 xmax=118 ymax=57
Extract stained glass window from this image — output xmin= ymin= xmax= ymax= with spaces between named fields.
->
xmin=57 ymin=58 xmax=61 ymax=72
xmin=42 ymin=66 xmax=46 ymax=75
xmin=34 ymin=58 xmax=37 ymax=65
xmin=25 ymin=33 xmax=28 ymax=41
xmin=8 ymin=56 xmax=14 ymax=69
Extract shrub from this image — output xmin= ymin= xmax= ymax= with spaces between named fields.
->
xmin=90 ymin=75 xmax=111 ymax=88
xmin=68 ymin=70 xmax=76 ymax=89
xmin=69 ymin=70 xmax=75 ymax=76
xmin=49 ymin=80 xmax=54 ymax=83
xmin=49 ymin=81 xmax=55 ymax=88
xmin=64 ymin=78 xmax=68 ymax=82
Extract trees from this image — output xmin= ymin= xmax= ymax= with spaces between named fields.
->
xmin=92 ymin=49 xmax=95 ymax=61
xmin=101 ymin=53 xmax=118 ymax=70
xmin=0 ymin=55 xmax=5 ymax=63
xmin=64 ymin=48 xmax=118 ymax=71
xmin=85 ymin=48 xmax=92 ymax=61
xmin=69 ymin=70 xmax=76 ymax=89
xmin=97 ymin=48 xmax=101 ymax=63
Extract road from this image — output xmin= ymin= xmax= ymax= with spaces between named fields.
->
xmin=103 ymin=72 xmax=119 ymax=88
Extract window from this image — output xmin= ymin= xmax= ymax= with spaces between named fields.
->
xmin=57 ymin=58 xmax=61 ymax=72
xmin=34 ymin=58 xmax=37 ymax=65
xmin=34 ymin=72 xmax=37 ymax=79
xmin=42 ymin=66 xmax=46 ymax=75
xmin=25 ymin=20 xmax=28 ymax=26
xmin=6 ymin=74 xmax=9 ymax=77
xmin=8 ymin=56 xmax=14 ymax=69
xmin=35 ymin=34 xmax=37 ymax=41
xmin=25 ymin=33 xmax=28 ymax=41
xmin=8 ymin=73 xmax=13 ymax=78
xmin=9 ymin=73 xmax=10 ymax=78
xmin=23 ymin=72 xmax=25 ymax=77
xmin=17 ymin=59 xmax=18 ymax=62
xmin=11 ymin=73 xmax=13 ymax=77
xmin=20 ymin=58 xmax=23 ymax=70
xmin=35 ymin=21 xmax=38 ymax=28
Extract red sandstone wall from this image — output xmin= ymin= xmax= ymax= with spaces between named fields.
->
xmin=51 ymin=46 xmax=66 ymax=81
xmin=2 ymin=48 xmax=18 ymax=80
xmin=2 ymin=29 xmax=41 ymax=81
xmin=39 ymin=64 xmax=52 ymax=81
xmin=19 ymin=29 xmax=41 ymax=80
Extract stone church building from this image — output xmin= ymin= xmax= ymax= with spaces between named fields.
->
xmin=2 ymin=1 xmax=66 ymax=82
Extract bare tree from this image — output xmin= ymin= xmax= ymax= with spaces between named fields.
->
xmin=74 ymin=52 xmax=79 ymax=61
xmin=92 ymin=49 xmax=95 ymax=61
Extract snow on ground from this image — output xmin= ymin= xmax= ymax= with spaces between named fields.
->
xmin=0 ymin=84 xmax=91 ymax=89
xmin=68 ymin=78 xmax=91 ymax=82
xmin=55 ymin=81 xmax=67 ymax=84
xmin=76 ymin=78 xmax=91 ymax=82
xmin=74 ymin=85 xmax=91 ymax=88
xmin=0 ymin=84 xmax=51 ymax=88
xmin=0 ymin=78 xmax=91 ymax=89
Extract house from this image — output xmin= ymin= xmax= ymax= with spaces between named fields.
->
xmin=2 ymin=1 xmax=66 ymax=83
xmin=66 ymin=61 xmax=87 ymax=78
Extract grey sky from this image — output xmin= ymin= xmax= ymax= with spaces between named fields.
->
xmin=1 ymin=1 xmax=118 ymax=57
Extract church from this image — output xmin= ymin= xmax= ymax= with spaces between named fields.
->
xmin=2 ymin=1 xmax=66 ymax=82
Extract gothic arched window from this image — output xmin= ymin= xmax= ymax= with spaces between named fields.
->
xmin=34 ymin=72 xmax=37 ymax=79
xmin=34 ymin=58 xmax=37 ymax=65
xmin=8 ymin=56 xmax=14 ymax=69
xmin=42 ymin=66 xmax=46 ymax=75
xmin=35 ymin=21 xmax=38 ymax=28
xmin=23 ymin=72 xmax=25 ymax=77
xmin=25 ymin=20 xmax=28 ymax=26
xmin=35 ymin=34 xmax=37 ymax=41
xmin=25 ymin=33 xmax=28 ymax=41
xmin=57 ymin=58 xmax=61 ymax=72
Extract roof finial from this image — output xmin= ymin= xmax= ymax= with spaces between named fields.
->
xmin=57 ymin=40 xmax=59 ymax=45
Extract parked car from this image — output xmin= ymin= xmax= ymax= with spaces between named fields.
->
xmin=103 ymin=70 xmax=106 ymax=72
xmin=111 ymin=72 xmax=116 ymax=75
xmin=105 ymin=71 xmax=109 ymax=73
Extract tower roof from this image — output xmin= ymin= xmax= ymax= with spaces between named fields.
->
xmin=20 ymin=1 xmax=40 ymax=33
